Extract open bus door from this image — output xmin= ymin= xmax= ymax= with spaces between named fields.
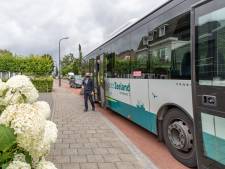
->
xmin=95 ymin=55 xmax=105 ymax=106
xmin=192 ymin=0 xmax=225 ymax=168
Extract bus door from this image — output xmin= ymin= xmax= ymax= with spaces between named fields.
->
xmin=95 ymin=55 xmax=105 ymax=106
xmin=192 ymin=0 xmax=225 ymax=168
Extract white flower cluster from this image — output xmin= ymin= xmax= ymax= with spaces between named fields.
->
xmin=0 ymin=75 xmax=58 ymax=169
xmin=7 ymin=154 xmax=57 ymax=169
xmin=7 ymin=160 xmax=31 ymax=169
xmin=33 ymin=101 xmax=51 ymax=119
xmin=6 ymin=153 xmax=30 ymax=169
xmin=36 ymin=159 xmax=57 ymax=169
xmin=0 ymin=75 xmax=39 ymax=109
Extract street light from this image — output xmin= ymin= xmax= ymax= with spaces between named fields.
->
xmin=58 ymin=37 xmax=69 ymax=87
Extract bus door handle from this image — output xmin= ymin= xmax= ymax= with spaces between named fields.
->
xmin=202 ymin=95 xmax=216 ymax=106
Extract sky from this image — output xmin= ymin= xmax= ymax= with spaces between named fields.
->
xmin=0 ymin=0 xmax=168 ymax=62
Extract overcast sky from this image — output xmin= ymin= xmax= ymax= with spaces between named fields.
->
xmin=0 ymin=0 xmax=168 ymax=62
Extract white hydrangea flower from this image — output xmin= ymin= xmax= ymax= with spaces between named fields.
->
xmin=0 ymin=104 xmax=45 ymax=159
xmin=36 ymin=159 xmax=57 ymax=169
xmin=33 ymin=101 xmax=51 ymax=119
xmin=0 ymin=80 xmax=8 ymax=97
xmin=6 ymin=75 xmax=38 ymax=103
xmin=34 ymin=120 xmax=58 ymax=157
xmin=6 ymin=160 xmax=31 ymax=169
xmin=44 ymin=121 xmax=58 ymax=143
xmin=4 ymin=89 xmax=25 ymax=105
xmin=13 ymin=153 xmax=26 ymax=162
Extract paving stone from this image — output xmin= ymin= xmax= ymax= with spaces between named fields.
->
xmin=62 ymin=148 xmax=78 ymax=155
xmin=52 ymin=156 xmax=70 ymax=163
xmin=80 ymin=163 xmax=98 ymax=169
xmin=54 ymin=143 xmax=69 ymax=149
xmin=49 ymin=149 xmax=62 ymax=156
xmin=93 ymin=148 xmax=109 ymax=155
xmin=70 ymin=143 xmax=84 ymax=148
xmin=98 ymin=163 xmax=117 ymax=169
xmin=103 ymin=154 xmax=121 ymax=162
xmin=84 ymin=143 xmax=98 ymax=148
xmin=97 ymin=142 xmax=112 ymax=148
xmin=77 ymin=148 xmax=93 ymax=155
xmin=107 ymin=148 xmax=124 ymax=154
xmin=70 ymin=155 xmax=87 ymax=163
xmin=63 ymin=138 xmax=76 ymax=143
xmin=87 ymin=155 xmax=104 ymax=162
xmin=62 ymin=163 xmax=80 ymax=169
xmin=119 ymin=154 xmax=138 ymax=162
xmin=116 ymin=162 xmax=137 ymax=169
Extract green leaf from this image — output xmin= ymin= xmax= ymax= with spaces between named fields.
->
xmin=24 ymin=151 xmax=32 ymax=165
xmin=1 ymin=162 xmax=10 ymax=169
xmin=0 ymin=125 xmax=16 ymax=152
xmin=0 ymin=152 xmax=12 ymax=163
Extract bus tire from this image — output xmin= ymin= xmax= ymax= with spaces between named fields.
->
xmin=162 ymin=108 xmax=197 ymax=167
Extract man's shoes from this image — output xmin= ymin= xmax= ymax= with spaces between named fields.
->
xmin=92 ymin=107 xmax=95 ymax=111
xmin=84 ymin=109 xmax=88 ymax=112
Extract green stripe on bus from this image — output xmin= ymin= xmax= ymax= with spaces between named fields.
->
xmin=106 ymin=98 xmax=157 ymax=134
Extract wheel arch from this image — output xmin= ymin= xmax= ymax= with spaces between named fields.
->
xmin=156 ymin=103 xmax=193 ymax=141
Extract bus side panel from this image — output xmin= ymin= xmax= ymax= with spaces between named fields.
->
xmin=105 ymin=78 xmax=131 ymax=116
xmin=149 ymin=79 xmax=193 ymax=118
xmin=129 ymin=79 xmax=157 ymax=134
xmin=105 ymin=78 xmax=157 ymax=134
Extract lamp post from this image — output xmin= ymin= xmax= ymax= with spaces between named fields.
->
xmin=58 ymin=37 xmax=69 ymax=87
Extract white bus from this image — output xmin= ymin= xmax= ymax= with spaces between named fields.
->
xmin=85 ymin=0 xmax=225 ymax=168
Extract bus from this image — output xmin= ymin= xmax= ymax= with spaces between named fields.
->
xmin=84 ymin=0 xmax=225 ymax=168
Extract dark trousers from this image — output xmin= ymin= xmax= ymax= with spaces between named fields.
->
xmin=84 ymin=92 xmax=95 ymax=111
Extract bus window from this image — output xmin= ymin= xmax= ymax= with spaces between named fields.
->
xmin=149 ymin=12 xmax=191 ymax=80
xmin=130 ymin=25 xmax=149 ymax=79
xmin=114 ymin=36 xmax=131 ymax=78
xmin=105 ymin=53 xmax=115 ymax=78
xmin=197 ymin=7 xmax=225 ymax=86
xmin=130 ymin=49 xmax=150 ymax=79
xmin=114 ymin=52 xmax=130 ymax=78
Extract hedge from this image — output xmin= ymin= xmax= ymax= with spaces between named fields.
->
xmin=0 ymin=54 xmax=54 ymax=76
xmin=31 ymin=76 xmax=53 ymax=93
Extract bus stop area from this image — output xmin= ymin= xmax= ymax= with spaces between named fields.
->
xmin=42 ymin=80 xmax=190 ymax=169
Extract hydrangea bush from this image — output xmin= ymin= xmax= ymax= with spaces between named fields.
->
xmin=0 ymin=75 xmax=58 ymax=169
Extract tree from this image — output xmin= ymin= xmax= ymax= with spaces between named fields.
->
xmin=61 ymin=53 xmax=79 ymax=76
xmin=0 ymin=49 xmax=13 ymax=57
xmin=61 ymin=53 xmax=75 ymax=68
xmin=78 ymin=44 xmax=83 ymax=68
xmin=78 ymin=44 xmax=87 ymax=75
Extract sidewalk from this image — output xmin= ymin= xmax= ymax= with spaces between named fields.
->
xmin=46 ymin=82 xmax=157 ymax=169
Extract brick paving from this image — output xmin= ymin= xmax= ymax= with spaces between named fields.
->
xmin=45 ymin=82 xmax=157 ymax=169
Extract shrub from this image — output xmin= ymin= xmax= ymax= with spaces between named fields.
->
xmin=31 ymin=76 xmax=53 ymax=93
xmin=0 ymin=54 xmax=54 ymax=76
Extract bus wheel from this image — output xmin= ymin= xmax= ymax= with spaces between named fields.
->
xmin=162 ymin=108 xmax=197 ymax=167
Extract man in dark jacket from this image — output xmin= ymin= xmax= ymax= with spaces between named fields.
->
xmin=82 ymin=73 xmax=95 ymax=112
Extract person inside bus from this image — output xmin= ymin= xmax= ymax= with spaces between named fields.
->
xmin=82 ymin=73 xmax=95 ymax=112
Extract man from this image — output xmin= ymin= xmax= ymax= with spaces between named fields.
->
xmin=82 ymin=73 xmax=95 ymax=112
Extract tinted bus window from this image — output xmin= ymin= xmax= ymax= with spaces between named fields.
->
xmin=105 ymin=53 xmax=115 ymax=78
xmin=114 ymin=35 xmax=131 ymax=78
xmin=196 ymin=7 xmax=225 ymax=86
xmin=130 ymin=26 xmax=149 ymax=79
xmin=149 ymin=12 xmax=191 ymax=80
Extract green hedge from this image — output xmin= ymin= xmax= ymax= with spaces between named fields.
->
xmin=0 ymin=54 xmax=54 ymax=76
xmin=31 ymin=76 xmax=53 ymax=93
